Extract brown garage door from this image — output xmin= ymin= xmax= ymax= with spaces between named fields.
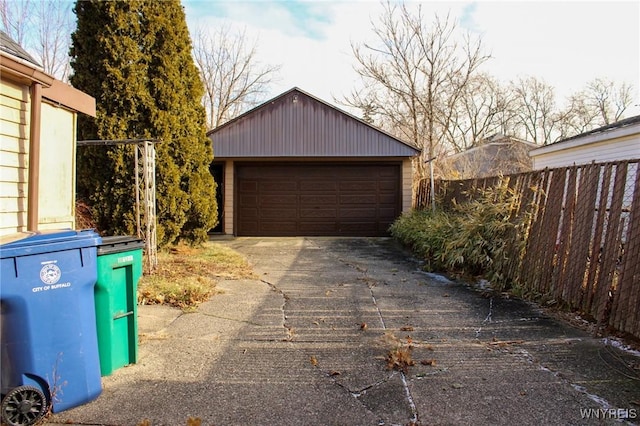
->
xmin=237 ymin=163 xmax=401 ymax=236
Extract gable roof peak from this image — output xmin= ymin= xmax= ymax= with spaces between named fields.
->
xmin=208 ymin=86 xmax=419 ymax=153
xmin=209 ymin=86 xmax=420 ymax=158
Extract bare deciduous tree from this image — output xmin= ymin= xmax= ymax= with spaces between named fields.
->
xmin=0 ymin=0 xmax=72 ymax=81
xmin=554 ymin=91 xmax=599 ymax=140
xmin=585 ymin=78 xmax=633 ymax=125
xmin=0 ymin=0 xmax=31 ymax=46
xmin=33 ymin=0 xmax=73 ymax=81
xmin=345 ymin=2 xmax=490 ymax=173
xmin=443 ymin=72 xmax=509 ymax=152
xmin=509 ymin=76 xmax=560 ymax=145
xmin=344 ymin=4 xmax=636 ymax=152
xmin=192 ymin=24 xmax=281 ymax=130
xmin=536 ymin=78 xmax=634 ymax=142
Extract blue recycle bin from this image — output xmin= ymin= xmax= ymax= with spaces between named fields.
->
xmin=0 ymin=229 xmax=103 ymax=425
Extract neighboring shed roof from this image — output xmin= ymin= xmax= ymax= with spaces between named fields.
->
xmin=0 ymin=30 xmax=41 ymax=67
xmin=446 ymin=134 xmax=537 ymax=160
xmin=443 ymin=134 xmax=535 ymax=178
xmin=208 ymin=87 xmax=420 ymax=158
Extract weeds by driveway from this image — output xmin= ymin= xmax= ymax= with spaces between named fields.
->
xmin=137 ymin=242 xmax=256 ymax=309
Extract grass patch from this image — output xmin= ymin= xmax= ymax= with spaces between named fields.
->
xmin=138 ymin=242 xmax=256 ymax=309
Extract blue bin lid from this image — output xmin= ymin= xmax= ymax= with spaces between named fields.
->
xmin=0 ymin=229 xmax=102 ymax=259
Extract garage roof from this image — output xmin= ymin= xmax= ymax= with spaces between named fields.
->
xmin=208 ymin=87 xmax=420 ymax=158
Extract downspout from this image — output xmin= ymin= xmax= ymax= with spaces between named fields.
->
xmin=27 ymin=82 xmax=42 ymax=231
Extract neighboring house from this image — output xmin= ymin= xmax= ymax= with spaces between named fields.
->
xmin=0 ymin=31 xmax=96 ymax=237
xmin=207 ymin=87 xmax=420 ymax=237
xmin=529 ymin=115 xmax=640 ymax=169
xmin=441 ymin=134 xmax=536 ymax=179
xmin=530 ymin=115 xmax=640 ymax=240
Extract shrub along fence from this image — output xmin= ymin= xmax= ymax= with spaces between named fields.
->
xmin=413 ymin=160 xmax=640 ymax=339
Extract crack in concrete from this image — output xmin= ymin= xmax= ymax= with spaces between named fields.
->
xmin=475 ymin=297 xmax=494 ymax=338
xmin=261 ymin=268 xmax=387 ymax=423
xmin=261 ymin=248 xmax=421 ymax=424
xmin=368 ymin=279 xmax=386 ymax=330
xmin=400 ymin=371 xmax=419 ymax=424
xmin=339 ymin=257 xmax=421 ymax=425
xmin=260 ymin=278 xmax=294 ymax=341
xmin=312 ymin=365 xmax=392 ymax=425
xmin=313 ymin=363 xmax=396 ymax=398
xmin=349 ymin=373 xmax=396 ymax=397
xmin=517 ymin=346 xmax=625 ymax=420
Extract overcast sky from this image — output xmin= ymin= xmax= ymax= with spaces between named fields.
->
xmin=183 ymin=0 xmax=640 ymax=116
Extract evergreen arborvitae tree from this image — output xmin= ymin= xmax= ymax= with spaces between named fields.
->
xmin=70 ymin=0 xmax=217 ymax=246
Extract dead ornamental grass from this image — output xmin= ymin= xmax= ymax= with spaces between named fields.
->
xmin=138 ymin=242 xmax=256 ymax=309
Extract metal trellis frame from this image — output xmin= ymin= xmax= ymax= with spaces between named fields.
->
xmin=77 ymin=138 xmax=160 ymax=274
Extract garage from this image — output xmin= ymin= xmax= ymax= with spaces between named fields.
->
xmin=236 ymin=163 xmax=400 ymax=236
xmin=208 ymin=87 xmax=420 ymax=237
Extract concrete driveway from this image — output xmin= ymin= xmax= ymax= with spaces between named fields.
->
xmin=50 ymin=237 xmax=639 ymax=425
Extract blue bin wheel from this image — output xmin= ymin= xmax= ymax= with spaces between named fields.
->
xmin=1 ymin=385 xmax=48 ymax=426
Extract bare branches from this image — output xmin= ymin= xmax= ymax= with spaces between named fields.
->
xmin=585 ymin=78 xmax=633 ymax=125
xmin=445 ymin=73 xmax=506 ymax=152
xmin=0 ymin=0 xmax=32 ymax=46
xmin=0 ymin=0 xmax=72 ymax=81
xmin=344 ymin=2 xmax=490 ymax=172
xmin=192 ymin=24 xmax=281 ymax=130
xmin=507 ymin=76 xmax=635 ymax=145
xmin=33 ymin=1 xmax=73 ymax=81
xmin=345 ymin=2 xmax=635 ymax=157
xmin=509 ymin=76 xmax=559 ymax=145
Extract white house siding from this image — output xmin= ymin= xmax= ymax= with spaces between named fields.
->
xmin=0 ymin=79 xmax=30 ymax=236
xmin=530 ymin=125 xmax=640 ymax=244
xmin=37 ymin=101 xmax=76 ymax=230
xmin=531 ymin=136 xmax=640 ymax=170
xmin=531 ymin=126 xmax=640 ymax=208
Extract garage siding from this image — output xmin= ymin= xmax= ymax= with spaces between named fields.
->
xmin=211 ymin=89 xmax=419 ymax=159
xmin=236 ymin=163 xmax=401 ymax=236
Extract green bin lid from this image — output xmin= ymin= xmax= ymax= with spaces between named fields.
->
xmin=98 ymin=236 xmax=144 ymax=255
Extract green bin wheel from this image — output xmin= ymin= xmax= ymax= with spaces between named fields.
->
xmin=1 ymin=385 xmax=48 ymax=426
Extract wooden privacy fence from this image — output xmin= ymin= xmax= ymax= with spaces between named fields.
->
xmin=414 ymin=160 xmax=640 ymax=339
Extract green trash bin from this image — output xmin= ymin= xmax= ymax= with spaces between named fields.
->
xmin=95 ymin=236 xmax=144 ymax=376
